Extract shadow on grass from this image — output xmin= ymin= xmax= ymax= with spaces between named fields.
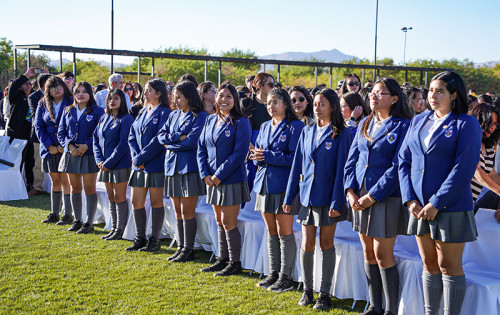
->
xmin=0 ymin=193 xmax=50 ymax=211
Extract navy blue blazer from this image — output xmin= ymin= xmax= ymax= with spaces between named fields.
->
xmin=158 ymin=109 xmax=208 ymax=176
xmin=253 ymin=119 xmax=305 ymax=195
xmin=34 ymin=97 xmax=73 ymax=159
xmin=57 ymin=105 xmax=104 ymax=156
xmin=284 ymin=125 xmax=352 ymax=211
xmin=398 ymin=112 xmax=482 ymax=213
xmin=344 ymin=116 xmax=410 ymax=202
xmin=197 ymin=115 xmax=252 ymax=184
xmin=93 ymin=114 xmax=134 ymax=170
xmin=128 ymin=105 xmax=171 ymax=173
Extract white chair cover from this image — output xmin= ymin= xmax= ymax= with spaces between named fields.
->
xmin=0 ymin=136 xmax=28 ymax=201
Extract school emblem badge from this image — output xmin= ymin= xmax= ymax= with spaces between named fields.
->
xmin=153 ymin=118 xmax=158 ymax=124
xmin=111 ymin=122 xmax=118 ymax=129
xmin=225 ymin=130 xmax=231 ymax=137
xmin=184 ymin=119 xmax=190 ymax=126
xmin=280 ymin=135 xmax=286 ymax=142
xmin=86 ymin=115 xmax=93 ymax=122
xmin=325 ymin=142 xmax=332 ymax=150
xmin=445 ymin=128 xmax=453 ymax=138
xmin=387 ymin=133 xmax=397 ymax=144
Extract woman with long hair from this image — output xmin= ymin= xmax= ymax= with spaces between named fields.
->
xmin=289 ymin=86 xmax=314 ymax=126
xmin=197 ymin=81 xmax=216 ymax=115
xmin=339 ymin=73 xmax=361 ymax=97
xmin=341 ymin=91 xmax=371 ymax=138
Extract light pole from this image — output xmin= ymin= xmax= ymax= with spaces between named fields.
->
xmin=111 ymin=0 xmax=114 ymax=73
xmin=373 ymin=0 xmax=379 ymax=81
xmin=401 ymin=26 xmax=413 ymax=65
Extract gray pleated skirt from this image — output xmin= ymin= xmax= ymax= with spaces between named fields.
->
xmin=58 ymin=153 xmax=99 ymax=174
xmin=408 ymin=210 xmax=477 ymax=243
xmin=297 ymin=204 xmax=347 ymax=227
xmin=164 ymin=171 xmax=206 ymax=198
xmin=352 ymin=196 xmax=409 ymax=238
xmin=128 ymin=170 xmax=164 ymax=188
xmin=206 ymin=182 xmax=251 ymax=206
xmin=254 ymin=178 xmax=299 ymax=215
xmin=98 ymin=168 xmax=130 ymax=183
xmin=42 ymin=153 xmax=63 ymax=173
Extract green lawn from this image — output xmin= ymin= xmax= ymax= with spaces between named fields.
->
xmin=0 ymin=194 xmax=364 ymax=314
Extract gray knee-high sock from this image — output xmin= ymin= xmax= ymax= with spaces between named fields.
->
xmin=116 ymin=201 xmax=129 ymax=230
xmin=63 ymin=194 xmax=72 ymax=216
xmin=268 ymin=234 xmax=281 ymax=274
xmin=51 ymin=191 xmax=62 ymax=215
xmin=176 ymin=219 xmax=185 ymax=249
xmin=365 ymin=264 xmax=383 ymax=313
xmin=300 ymin=249 xmax=315 ymax=290
xmin=183 ymin=218 xmax=197 ymax=250
xmin=109 ymin=201 xmax=117 ymax=229
xmin=320 ymin=246 xmax=336 ymax=294
xmin=280 ymin=234 xmax=296 ymax=277
xmin=225 ymin=227 xmax=241 ymax=263
xmin=133 ymin=208 xmax=147 ymax=239
xmin=443 ymin=275 xmax=466 ymax=315
xmin=85 ymin=193 xmax=98 ymax=225
xmin=423 ymin=272 xmax=443 ymax=315
xmin=151 ymin=206 xmax=165 ymax=239
xmin=218 ymin=225 xmax=228 ymax=259
xmin=380 ymin=265 xmax=400 ymax=314
xmin=71 ymin=192 xmax=82 ymax=221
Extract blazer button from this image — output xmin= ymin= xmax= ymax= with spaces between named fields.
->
xmin=366 ymin=164 xmax=369 ymax=168
xmin=421 ymin=170 xmax=424 ymax=173
xmin=214 ymin=158 xmax=217 ymax=162
xmin=312 ymin=160 xmax=315 ymax=164
xmin=312 ymin=174 xmax=314 ymax=178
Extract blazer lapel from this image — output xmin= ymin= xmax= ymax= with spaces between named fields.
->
xmin=314 ymin=124 xmax=333 ymax=153
xmin=369 ymin=117 xmax=393 ymax=146
xmin=268 ymin=119 xmax=287 ymax=148
xmin=180 ymin=111 xmax=193 ymax=126
xmin=426 ymin=113 xmax=457 ymax=152
xmin=214 ymin=116 xmax=230 ymax=143
xmin=170 ymin=110 xmax=181 ymax=133
xmin=141 ymin=105 xmax=160 ymax=133
xmin=413 ymin=112 xmax=433 ymax=154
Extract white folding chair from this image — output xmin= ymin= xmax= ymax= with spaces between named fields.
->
xmin=0 ymin=136 xmax=28 ymax=201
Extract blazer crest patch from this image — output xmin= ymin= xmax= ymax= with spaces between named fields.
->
xmin=225 ymin=130 xmax=231 ymax=137
xmin=86 ymin=115 xmax=93 ymax=122
xmin=279 ymin=134 xmax=286 ymax=142
xmin=153 ymin=118 xmax=158 ymax=124
xmin=325 ymin=141 xmax=332 ymax=150
xmin=445 ymin=128 xmax=453 ymax=138
xmin=387 ymin=133 xmax=397 ymax=144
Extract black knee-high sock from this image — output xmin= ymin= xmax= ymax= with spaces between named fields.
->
xmin=268 ymin=234 xmax=281 ymax=274
xmin=300 ymin=249 xmax=315 ymax=290
xmin=109 ymin=201 xmax=117 ymax=229
xmin=116 ymin=201 xmax=129 ymax=230
xmin=365 ymin=263 xmax=383 ymax=313
xmin=176 ymin=219 xmax=184 ymax=249
xmin=423 ymin=272 xmax=443 ymax=315
xmin=443 ymin=275 xmax=466 ymax=315
xmin=380 ymin=265 xmax=400 ymax=314
xmin=85 ymin=193 xmax=98 ymax=225
xmin=151 ymin=206 xmax=164 ymax=239
xmin=320 ymin=246 xmax=336 ymax=294
xmin=63 ymin=194 xmax=72 ymax=216
xmin=218 ymin=225 xmax=228 ymax=259
xmin=183 ymin=218 xmax=197 ymax=250
xmin=51 ymin=191 xmax=62 ymax=215
xmin=71 ymin=192 xmax=82 ymax=221
xmin=133 ymin=208 xmax=147 ymax=239
xmin=225 ymin=227 xmax=241 ymax=263
xmin=280 ymin=234 xmax=296 ymax=277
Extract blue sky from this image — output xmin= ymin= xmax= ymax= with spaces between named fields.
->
xmin=1 ymin=0 xmax=499 ymax=65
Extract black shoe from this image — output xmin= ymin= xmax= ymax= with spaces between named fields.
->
xmin=383 ymin=311 xmax=394 ymax=315
xmin=106 ymin=229 xmax=123 ymax=241
xmin=76 ymin=222 xmax=94 ymax=234
xmin=172 ymin=248 xmax=195 ymax=262
xmin=214 ymin=261 xmax=242 ymax=277
xmin=268 ymin=273 xmax=294 ymax=292
xmin=200 ymin=257 xmax=229 ymax=272
xmin=167 ymin=247 xmax=183 ymax=261
xmin=67 ymin=220 xmax=83 ymax=232
xmin=298 ymin=289 xmax=315 ymax=306
xmin=42 ymin=213 xmax=59 ymax=224
xmin=361 ymin=306 xmax=384 ymax=315
xmin=125 ymin=237 xmax=147 ymax=251
xmin=56 ymin=214 xmax=73 ymax=225
xmin=138 ymin=236 xmax=161 ymax=252
xmin=101 ymin=228 xmax=116 ymax=239
xmin=313 ymin=292 xmax=332 ymax=311
xmin=256 ymin=271 xmax=279 ymax=289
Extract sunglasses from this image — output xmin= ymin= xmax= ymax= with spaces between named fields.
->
xmin=124 ymin=88 xmax=133 ymax=92
xmin=291 ymin=96 xmax=306 ymax=104
xmin=267 ymin=81 xmax=278 ymax=87
xmin=347 ymin=82 xmax=361 ymax=87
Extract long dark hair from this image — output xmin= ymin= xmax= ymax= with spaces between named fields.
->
xmin=340 ymin=73 xmax=361 ymax=95
xmin=252 ymin=72 xmax=275 ymax=94
xmin=105 ymin=89 xmax=128 ymax=118
xmin=360 ymin=77 xmax=413 ymax=141
xmin=470 ymin=103 xmax=500 ymax=149
xmin=43 ymin=76 xmax=72 ymax=121
xmin=67 ymin=81 xmax=96 ymax=114
xmin=174 ymin=80 xmax=205 ymax=117
xmin=132 ymin=82 xmax=143 ymax=103
xmin=145 ymin=78 xmax=169 ymax=108
xmin=215 ymin=81 xmax=245 ymax=123
xmin=267 ymin=88 xmax=299 ymax=122
xmin=341 ymin=91 xmax=370 ymax=122
xmin=430 ymin=71 xmax=468 ymax=115
xmin=314 ymin=88 xmax=344 ymax=139
xmin=289 ymin=85 xmax=313 ymax=118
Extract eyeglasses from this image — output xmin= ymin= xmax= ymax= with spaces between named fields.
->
xmin=291 ymin=96 xmax=306 ymax=104
xmin=124 ymin=88 xmax=133 ymax=92
xmin=206 ymin=87 xmax=217 ymax=93
xmin=368 ymin=92 xmax=391 ymax=99
xmin=347 ymin=82 xmax=361 ymax=87
xmin=267 ymin=81 xmax=278 ymax=87
xmin=50 ymin=85 xmax=63 ymax=92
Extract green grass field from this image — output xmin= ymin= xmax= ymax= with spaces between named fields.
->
xmin=0 ymin=194 xmax=364 ymax=314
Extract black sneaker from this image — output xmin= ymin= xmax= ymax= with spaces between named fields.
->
xmin=172 ymin=248 xmax=195 ymax=262
xmin=256 ymin=271 xmax=279 ymax=289
xmin=167 ymin=247 xmax=183 ymax=261
xmin=298 ymin=289 xmax=315 ymax=306
xmin=42 ymin=213 xmax=59 ymax=224
xmin=67 ymin=220 xmax=83 ymax=232
xmin=200 ymin=257 xmax=229 ymax=272
xmin=268 ymin=273 xmax=294 ymax=292
xmin=76 ymin=222 xmax=94 ymax=234
xmin=101 ymin=229 xmax=116 ymax=239
xmin=214 ymin=261 xmax=242 ymax=277
xmin=56 ymin=214 xmax=73 ymax=225
xmin=106 ymin=229 xmax=123 ymax=241
xmin=125 ymin=237 xmax=147 ymax=251
xmin=138 ymin=236 xmax=161 ymax=252
xmin=361 ymin=306 xmax=384 ymax=315
xmin=313 ymin=292 xmax=332 ymax=311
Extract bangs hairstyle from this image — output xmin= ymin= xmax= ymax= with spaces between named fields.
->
xmin=105 ymin=89 xmax=129 ymax=118
xmin=43 ymin=76 xmax=73 ymax=121
xmin=341 ymin=91 xmax=370 ymax=122
xmin=69 ymin=81 xmax=96 ymax=114
xmin=314 ymin=88 xmax=344 ymax=139
xmin=174 ymin=80 xmax=205 ymax=116
xmin=267 ymin=88 xmax=299 ymax=122
xmin=289 ymin=85 xmax=314 ymax=118
xmin=145 ymin=78 xmax=170 ymax=108
xmin=252 ymin=72 xmax=275 ymax=94
xmin=430 ymin=71 xmax=468 ymax=114
xmin=215 ymin=81 xmax=245 ymax=122
xmin=132 ymin=82 xmax=143 ymax=103
xmin=470 ymin=103 xmax=500 ymax=148
xmin=360 ymin=77 xmax=413 ymax=141
xmin=340 ymin=73 xmax=361 ymax=95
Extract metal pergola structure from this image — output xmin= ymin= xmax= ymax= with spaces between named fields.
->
xmin=14 ymin=44 xmax=450 ymax=87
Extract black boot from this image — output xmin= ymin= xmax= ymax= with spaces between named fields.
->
xmin=313 ymin=292 xmax=332 ymax=311
xmin=101 ymin=229 xmax=116 ymax=240
xmin=200 ymin=257 xmax=229 ymax=272
xmin=76 ymin=222 xmax=94 ymax=234
xmin=67 ymin=220 xmax=82 ymax=232
xmin=268 ymin=273 xmax=294 ymax=292
xmin=138 ymin=236 xmax=161 ymax=252
xmin=298 ymin=289 xmax=315 ymax=306
xmin=256 ymin=271 xmax=279 ymax=289
xmin=172 ymin=248 xmax=195 ymax=262
xmin=106 ymin=229 xmax=124 ymax=241
xmin=56 ymin=214 xmax=73 ymax=225
xmin=125 ymin=237 xmax=147 ymax=251
xmin=42 ymin=213 xmax=59 ymax=224
xmin=214 ymin=261 xmax=242 ymax=277
xmin=167 ymin=247 xmax=183 ymax=261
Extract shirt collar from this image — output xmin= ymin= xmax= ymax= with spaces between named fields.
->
xmin=429 ymin=111 xmax=451 ymax=121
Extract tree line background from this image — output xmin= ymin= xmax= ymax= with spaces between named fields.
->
xmin=1 ymin=37 xmax=499 ymax=94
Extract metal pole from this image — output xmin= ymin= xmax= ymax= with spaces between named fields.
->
xmin=420 ymin=71 xmax=423 ymax=86
xmin=137 ymin=57 xmax=141 ymax=83
xmin=425 ymin=71 xmax=428 ymax=88
xmin=204 ymin=60 xmax=208 ymax=81
xmin=14 ymin=49 xmax=17 ymax=77
xmin=72 ymin=52 xmax=76 ymax=81
xmin=218 ymin=61 xmax=221 ymax=86
xmin=111 ymin=0 xmax=114 ymax=74
xmin=373 ymin=0 xmax=379 ymax=81
xmin=314 ymin=67 xmax=318 ymax=87
xmin=60 ymin=51 xmax=63 ymax=73
xmin=277 ymin=64 xmax=280 ymax=83
xmin=329 ymin=67 xmax=333 ymax=89
xmin=362 ymin=68 xmax=365 ymax=86
xmin=263 ymin=64 xmax=266 ymax=72
xmin=151 ymin=58 xmax=155 ymax=77
xmin=27 ymin=49 xmax=31 ymax=69
xmin=403 ymin=31 xmax=407 ymax=65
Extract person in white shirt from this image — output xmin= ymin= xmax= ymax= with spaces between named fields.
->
xmin=94 ymin=74 xmax=131 ymax=109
